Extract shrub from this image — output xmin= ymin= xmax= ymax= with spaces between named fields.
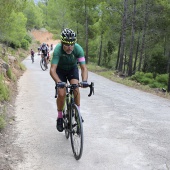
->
xmin=9 ymin=41 xmax=21 ymax=49
xmin=24 ymin=34 xmax=32 ymax=43
xmin=156 ymin=74 xmax=168 ymax=85
xmin=149 ymin=81 xmax=165 ymax=89
xmin=130 ymin=72 xmax=145 ymax=82
xmin=7 ymin=68 xmax=12 ymax=79
xmin=144 ymin=72 xmax=153 ymax=79
xmin=140 ymin=77 xmax=152 ymax=85
xmin=0 ymin=74 xmax=9 ymax=101
xmin=21 ymin=39 xmax=29 ymax=50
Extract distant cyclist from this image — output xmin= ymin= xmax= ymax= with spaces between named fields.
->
xmin=50 ymin=28 xmax=88 ymax=132
xmin=40 ymin=43 xmax=49 ymax=67
xmin=50 ymin=44 xmax=53 ymax=51
xmin=38 ymin=47 xmax=41 ymax=55
xmin=30 ymin=49 xmax=34 ymax=63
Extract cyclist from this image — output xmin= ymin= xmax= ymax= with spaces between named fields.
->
xmin=38 ymin=46 xmax=41 ymax=55
xmin=40 ymin=43 xmax=49 ymax=68
xmin=50 ymin=28 xmax=89 ymax=132
xmin=30 ymin=49 xmax=34 ymax=63
xmin=50 ymin=44 xmax=53 ymax=51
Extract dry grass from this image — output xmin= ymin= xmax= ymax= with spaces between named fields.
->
xmin=87 ymin=62 xmax=170 ymax=100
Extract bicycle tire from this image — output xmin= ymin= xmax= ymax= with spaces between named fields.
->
xmin=63 ymin=103 xmax=69 ymax=139
xmin=70 ymin=104 xmax=83 ymax=160
xmin=40 ymin=58 xmax=47 ymax=71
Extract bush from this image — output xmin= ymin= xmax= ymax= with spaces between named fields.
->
xmin=21 ymin=39 xmax=29 ymax=50
xmin=0 ymin=74 xmax=9 ymax=101
xmin=149 ymin=81 xmax=165 ymax=89
xmin=140 ymin=77 xmax=152 ymax=85
xmin=7 ymin=68 xmax=12 ymax=79
xmin=24 ymin=34 xmax=32 ymax=43
xmin=10 ymin=41 xmax=21 ymax=49
xmin=130 ymin=72 xmax=168 ymax=90
xmin=156 ymin=74 xmax=168 ymax=85
xmin=144 ymin=72 xmax=153 ymax=79
xmin=130 ymin=72 xmax=145 ymax=82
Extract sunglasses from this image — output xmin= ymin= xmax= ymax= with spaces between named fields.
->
xmin=63 ymin=43 xmax=75 ymax=47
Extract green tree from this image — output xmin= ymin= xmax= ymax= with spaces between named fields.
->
xmin=23 ymin=0 xmax=43 ymax=30
xmin=4 ymin=12 xmax=27 ymax=48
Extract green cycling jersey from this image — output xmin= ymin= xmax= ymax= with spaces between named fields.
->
xmin=51 ymin=43 xmax=86 ymax=71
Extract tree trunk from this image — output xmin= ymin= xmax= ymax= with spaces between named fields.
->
xmin=85 ymin=0 xmax=89 ymax=64
xmin=128 ymin=0 xmax=136 ymax=76
xmin=138 ymin=1 xmax=149 ymax=71
xmin=115 ymin=35 xmax=121 ymax=70
xmin=133 ymin=32 xmax=140 ymax=73
xmin=118 ymin=0 xmax=128 ymax=72
xmin=168 ymin=51 xmax=170 ymax=92
xmin=98 ymin=33 xmax=103 ymax=66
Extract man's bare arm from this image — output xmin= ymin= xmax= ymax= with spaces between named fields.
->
xmin=50 ymin=64 xmax=61 ymax=83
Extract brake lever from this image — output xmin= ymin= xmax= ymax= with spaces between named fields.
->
xmin=88 ymin=82 xmax=94 ymax=97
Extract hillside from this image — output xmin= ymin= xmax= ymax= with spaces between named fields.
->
xmin=31 ymin=29 xmax=60 ymax=45
xmin=0 ymin=29 xmax=59 ymax=170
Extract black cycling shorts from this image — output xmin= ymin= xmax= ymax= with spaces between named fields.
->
xmin=56 ymin=67 xmax=79 ymax=83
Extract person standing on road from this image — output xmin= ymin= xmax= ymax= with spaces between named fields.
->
xmin=30 ymin=49 xmax=34 ymax=63
xmin=50 ymin=28 xmax=89 ymax=132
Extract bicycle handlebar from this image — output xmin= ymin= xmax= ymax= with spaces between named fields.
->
xmin=55 ymin=82 xmax=94 ymax=98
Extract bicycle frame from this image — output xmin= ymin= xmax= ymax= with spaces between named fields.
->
xmin=65 ymin=85 xmax=78 ymax=131
xmin=55 ymin=82 xmax=94 ymax=160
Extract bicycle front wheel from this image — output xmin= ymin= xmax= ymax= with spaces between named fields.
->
xmin=70 ymin=104 xmax=83 ymax=160
xmin=40 ymin=58 xmax=47 ymax=71
xmin=63 ymin=103 xmax=69 ymax=139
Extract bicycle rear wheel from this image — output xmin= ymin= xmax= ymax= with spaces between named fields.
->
xmin=40 ymin=58 xmax=47 ymax=71
xmin=70 ymin=104 xmax=83 ymax=160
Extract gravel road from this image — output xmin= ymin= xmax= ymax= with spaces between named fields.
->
xmin=12 ymin=52 xmax=170 ymax=170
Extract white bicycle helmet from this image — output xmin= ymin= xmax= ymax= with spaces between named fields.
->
xmin=61 ymin=28 xmax=77 ymax=44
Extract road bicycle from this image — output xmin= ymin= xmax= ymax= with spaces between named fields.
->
xmin=55 ymin=82 xmax=94 ymax=160
xmin=40 ymin=54 xmax=50 ymax=71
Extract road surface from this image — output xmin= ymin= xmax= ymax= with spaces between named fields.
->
xmin=13 ymin=53 xmax=170 ymax=170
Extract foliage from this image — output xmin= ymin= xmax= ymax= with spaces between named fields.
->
xmin=0 ymin=0 xmax=27 ymax=37
xmin=23 ymin=0 xmax=43 ymax=30
xmin=24 ymin=34 xmax=32 ymax=43
xmin=21 ymin=39 xmax=29 ymax=50
xmin=156 ymin=74 xmax=168 ymax=86
xmin=130 ymin=71 xmax=168 ymax=89
xmin=7 ymin=68 xmax=12 ymax=79
xmin=2 ymin=11 xmax=27 ymax=48
xmin=130 ymin=72 xmax=145 ymax=82
xmin=147 ymin=49 xmax=168 ymax=74
xmin=0 ymin=74 xmax=9 ymax=101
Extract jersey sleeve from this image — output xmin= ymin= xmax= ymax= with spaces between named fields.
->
xmin=51 ymin=44 xmax=61 ymax=65
xmin=75 ymin=44 xmax=86 ymax=65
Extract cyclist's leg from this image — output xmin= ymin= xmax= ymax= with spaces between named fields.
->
xmin=68 ymin=67 xmax=80 ymax=107
xmin=56 ymin=68 xmax=67 ymax=132
xmin=68 ymin=67 xmax=84 ymax=122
